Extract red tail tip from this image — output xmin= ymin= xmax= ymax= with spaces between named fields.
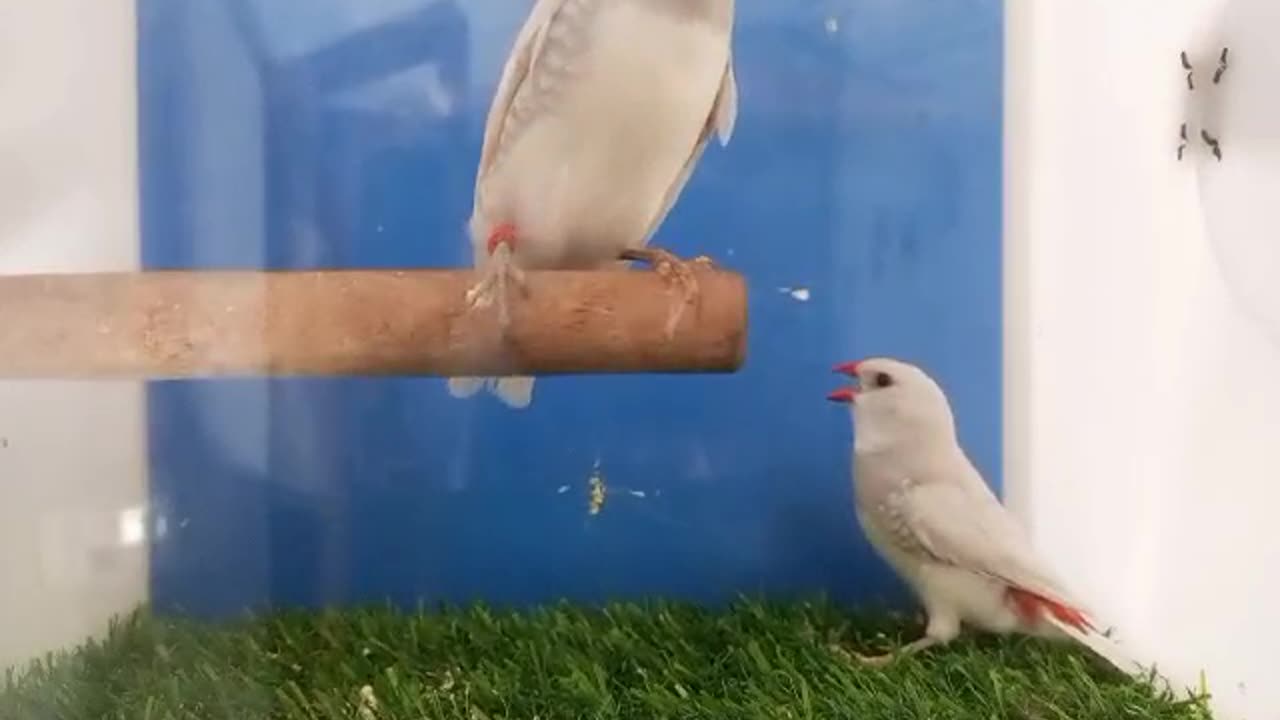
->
xmin=1006 ymin=587 xmax=1096 ymax=633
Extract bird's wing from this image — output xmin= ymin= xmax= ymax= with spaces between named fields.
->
xmin=890 ymin=462 xmax=1079 ymax=608
xmin=474 ymin=0 xmax=573 ymax=188
xmin=635 ymin=57 xmax=739 ymax=247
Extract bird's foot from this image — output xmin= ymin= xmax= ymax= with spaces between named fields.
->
xmin=618 ymin=246 xmax=715 ymax=339
xmin=853 ymin=650 xmax=897 ymax=667
xmin=846 ymin=635 xmax=941 ymax=669
xmin=825 ymin=642 xmax=895 ymax=667
xmin=465 ymin=223 xmax=528 ymax=329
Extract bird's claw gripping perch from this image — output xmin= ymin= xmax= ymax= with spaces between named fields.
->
xmin=465 ymin=224 xmax=529 ymax=329
xmin=619 ymin=247 xmax=715 ymax=338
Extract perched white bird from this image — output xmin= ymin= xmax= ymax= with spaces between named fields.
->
xmin=447 ymin=0 xmax=739 ymax=409
xmin=827 ymin=357 xmax=1146 ymax=676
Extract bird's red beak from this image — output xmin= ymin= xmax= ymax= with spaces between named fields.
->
xmin=828 ymin=360 xmax=862 ymax=404
xmin=827 ymin=387 xmax=857 ymax=403
xmin=833 ymin=360 xmax=861 ymax=378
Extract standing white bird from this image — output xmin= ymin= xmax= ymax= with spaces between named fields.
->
xmin=446 ymin=0 xmax=739 ymax=409
xmin=826 ymin=357 xmax=1146 ymax=676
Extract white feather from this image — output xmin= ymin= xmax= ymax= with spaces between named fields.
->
xmin=451 ymin=0 xmax=737 ymax=409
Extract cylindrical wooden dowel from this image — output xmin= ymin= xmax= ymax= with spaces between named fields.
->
xmin=0 ymin=269 xmax=747 ymax=379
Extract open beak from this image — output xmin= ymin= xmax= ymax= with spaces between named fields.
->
xmin=833 ymin=360 xmax=861 ymax=378
xmin=827 ymin=387 xmax=856 ymax=403
xmin=827 ymin=360 xmax=862 ymax=404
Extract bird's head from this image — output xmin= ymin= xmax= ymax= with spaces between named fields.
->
xmin=827 ymin=357 xmax=957 ymax=451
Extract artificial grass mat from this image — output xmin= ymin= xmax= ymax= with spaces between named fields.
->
xmin=1 ymin=598 xmax=1211 ymax=720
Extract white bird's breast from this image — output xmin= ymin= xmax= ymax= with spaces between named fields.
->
xmin=482 ymin=4 xmax=730 ymax=269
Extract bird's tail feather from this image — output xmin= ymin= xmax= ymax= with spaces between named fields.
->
xmin=446 ymin=376 xmax=535 ymax=409
xmin=1044 ymin=612 xmax=1163 ymax=681
xmin=1008 ymin=587 xmax=1157 ymax=680
xmin=1008 ymin=587 xmax=1096 ymax=632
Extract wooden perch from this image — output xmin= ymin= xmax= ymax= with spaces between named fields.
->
xmin=0 ymin=269 xmax=747 ymax=379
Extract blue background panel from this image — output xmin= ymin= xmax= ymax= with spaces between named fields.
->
xmin=137 ymin=0 xmax=1003 ymax=618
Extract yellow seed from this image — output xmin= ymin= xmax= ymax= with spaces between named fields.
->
xmin=588 ymin=475 xmax=607 ymax=515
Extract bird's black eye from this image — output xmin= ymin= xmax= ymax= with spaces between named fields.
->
xmin=874 ymin=372 xmax=893 ymax=388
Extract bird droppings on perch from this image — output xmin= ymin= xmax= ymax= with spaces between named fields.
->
xmin=0 ymin=268 xmax=746 ymax=379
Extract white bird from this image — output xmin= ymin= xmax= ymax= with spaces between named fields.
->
xmin=446 ymin=0 xmax=739 ymax=410
xmin=827 ymin=357 xmax=1148 ymax=676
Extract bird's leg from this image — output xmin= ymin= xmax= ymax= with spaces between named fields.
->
xmin=465 ymin=223 xmax=529 ymax=329
xmin=618 ymin=246 xmax=716 ymax=338
xmin=848 ymin=612 xmax=959 ymax=668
